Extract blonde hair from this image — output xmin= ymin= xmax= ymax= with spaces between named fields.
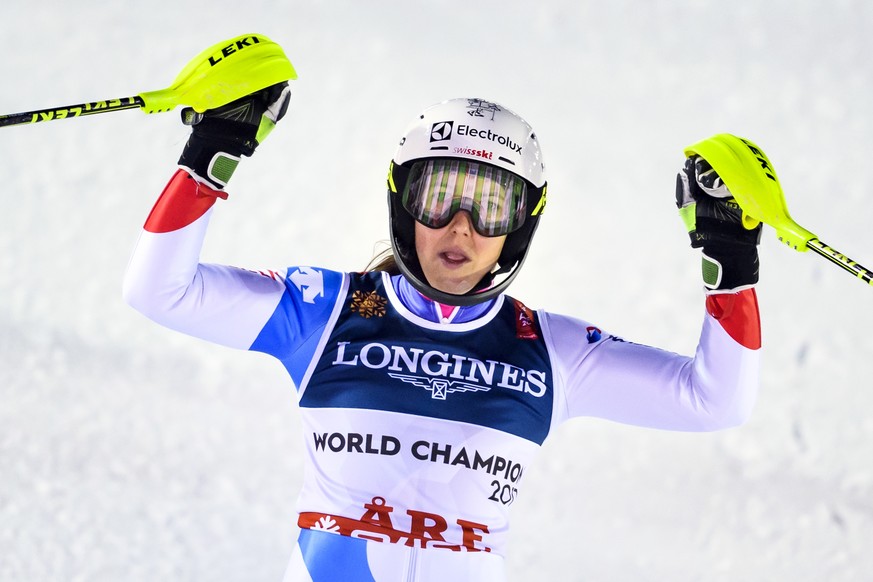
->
xmin=364 ymin=243 xmax=401 ymax=275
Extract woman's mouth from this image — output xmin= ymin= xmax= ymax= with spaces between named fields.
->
xmin=439 ymin=250 xmax=470 ymax=267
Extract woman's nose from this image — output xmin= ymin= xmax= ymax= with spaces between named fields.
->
xmin=448 ymin=210 xmax=473 ymax=234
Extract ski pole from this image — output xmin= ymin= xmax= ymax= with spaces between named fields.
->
xmin=685 ymin=133 xmax=873 ymax=288
xmin=805 ymin=239 xmax=873 ymax=285
xmin=0 ymin=97 xmax=145 ymax=127
xmin=0 ymin=33 xmax=296 ymax=129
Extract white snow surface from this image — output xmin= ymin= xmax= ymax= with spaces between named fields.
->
xmin=2 ymin=1 xmax=873 ymax=581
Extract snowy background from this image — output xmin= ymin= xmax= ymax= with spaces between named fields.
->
xmin=2 ymin=1 xmax=872 ymax=580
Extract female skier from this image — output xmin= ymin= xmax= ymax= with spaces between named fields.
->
xmin=123 ymin=83 xmax=762 ymax=581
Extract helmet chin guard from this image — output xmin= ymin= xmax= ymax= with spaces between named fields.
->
xmin=387 ymin=98 xmax=547 ymax=306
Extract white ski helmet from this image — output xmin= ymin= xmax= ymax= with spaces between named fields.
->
xmin=387 ymin=97 xmax=547 ymax=305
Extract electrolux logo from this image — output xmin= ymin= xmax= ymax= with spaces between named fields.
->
xmin=457 ymin=125 xmax=522 ymax=154
xmin=430 ymin=121 xmax=453 ymax=142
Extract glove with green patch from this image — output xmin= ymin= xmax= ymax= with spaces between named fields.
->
xmin=178 ymin=81 xmax=291 ymax=190
xmin=676 ymin=155 xmax=762 ymax=292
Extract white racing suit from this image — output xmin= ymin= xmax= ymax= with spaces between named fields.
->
xmin=123 ymin=170 xmax=761 ymax=581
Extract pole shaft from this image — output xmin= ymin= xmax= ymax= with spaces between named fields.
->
xmin=0 ymin=96 xmax=144 ymax=128
xmin=807 ymin=239 xmax=873 ymax=285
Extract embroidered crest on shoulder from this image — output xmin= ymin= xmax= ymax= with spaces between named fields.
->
xmin=350 ymin=290 xmax=388 ymax=318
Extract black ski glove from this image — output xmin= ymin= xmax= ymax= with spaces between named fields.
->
xmin=676 ymin=155 xmax=762 ymax=292
xmin=178 ymin=81 xmax=291 ymax=190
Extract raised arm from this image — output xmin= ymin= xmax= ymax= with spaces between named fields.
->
xmin=122 ymin=84 xmax=293 ymax=349
xmin=543 ymin=291 xmax=760 ymax=431
xmin=544 ymin=155 xmax=763 ymax=431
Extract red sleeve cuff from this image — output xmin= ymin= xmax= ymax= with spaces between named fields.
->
xmin=705 ymin=288 xmax=762 ymax=350
xmin=143 ymin=169 xmax=227 ymax=234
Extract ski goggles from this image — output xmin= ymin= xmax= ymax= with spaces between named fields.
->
xmin=401 ymin=159 xmax=528 ymax=237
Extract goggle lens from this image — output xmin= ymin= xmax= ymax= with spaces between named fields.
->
xmin=401 ymin=159 xmax=527 ymax=237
